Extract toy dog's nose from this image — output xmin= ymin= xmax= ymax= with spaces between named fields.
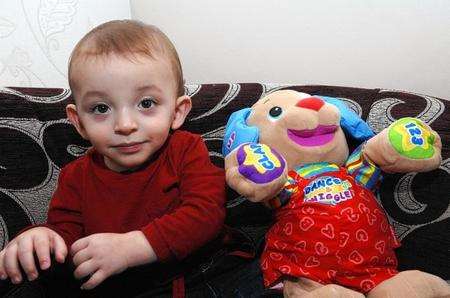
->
xmin=296 ymin=97 xmax=325 ymax=111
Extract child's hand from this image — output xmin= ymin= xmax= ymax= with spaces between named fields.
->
xmin=0 ymin=227 xmax=67 ymax=284
xmin=71 ymin=231 xmax=156 ymax=290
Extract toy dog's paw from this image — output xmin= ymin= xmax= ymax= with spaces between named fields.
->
xmin=387 ymin=118 xmax=438 ymax=158
xmin=283 ymin=278 xmax=364 ymax=298
xmin=364 ymin=118 xmax=442 ymax=173
xmin=225 ymin=143 xmax=287 ymax=202
xmin=235 ymin=143 xmax=286 ymax=184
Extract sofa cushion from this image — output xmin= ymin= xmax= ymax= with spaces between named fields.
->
xmin=0 ymin=84 xmax=448 ymax=281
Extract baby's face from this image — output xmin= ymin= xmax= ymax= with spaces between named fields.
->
xmin=71 ymin=53 xmax=178 ymax=172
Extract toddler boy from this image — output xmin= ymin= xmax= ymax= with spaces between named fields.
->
xmin=0 ymin=20 xmax=226 ymax=297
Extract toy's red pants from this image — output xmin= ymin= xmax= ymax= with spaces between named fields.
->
xmin=261 ymin=168 xmax=400 ymax=293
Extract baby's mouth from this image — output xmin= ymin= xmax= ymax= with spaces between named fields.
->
xmin=287 ymin=125 xmax=337 ymax=147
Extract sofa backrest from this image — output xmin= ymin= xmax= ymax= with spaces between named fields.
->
xmin=0 ymin=84 xmax=448 ymax=281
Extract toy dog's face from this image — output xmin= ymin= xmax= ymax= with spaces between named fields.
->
xmin=247 ymin=90 xmax=349 ymax=169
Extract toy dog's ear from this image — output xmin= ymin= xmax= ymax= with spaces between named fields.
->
xmin=222 ymin=108 xmax=260 ymax=157
xmin=318 ymin=96 xmax=374 ymax=142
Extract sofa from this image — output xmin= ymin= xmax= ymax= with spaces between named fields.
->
xmin=0 ymin=84 xmax=449 ymax=295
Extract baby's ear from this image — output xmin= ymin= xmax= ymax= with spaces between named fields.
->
xmin=171 ymin=95 xmax=192 ymax=130
xmin=66 ymin=104 xmax=88 ymax=140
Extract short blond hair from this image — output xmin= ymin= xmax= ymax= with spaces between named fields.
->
xmin=68 ymin=20 xmax=184 ymax=97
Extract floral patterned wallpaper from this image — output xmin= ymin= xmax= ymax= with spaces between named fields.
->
xmin=0 ymin=0 xmax=130 ymax=88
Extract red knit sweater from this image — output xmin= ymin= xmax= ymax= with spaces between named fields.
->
xmin=45 ymin=130 xmax=226 ymax=262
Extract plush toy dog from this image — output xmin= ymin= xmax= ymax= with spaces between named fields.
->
xmin=222 ymin=90 xmax=450 ymax=297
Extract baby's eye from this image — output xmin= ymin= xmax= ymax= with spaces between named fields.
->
xmin=92 ymin=104 xmax=110 ymax=114
xmin=139 ymin=97 xmax=155 ymax=109
xmin=268 ymin=106 xmax=283 ymax=120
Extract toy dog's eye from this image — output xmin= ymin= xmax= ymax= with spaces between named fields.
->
xmin=269 ymin=106 xmax=283 ymax=119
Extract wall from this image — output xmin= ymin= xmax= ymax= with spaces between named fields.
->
xmin=0 ymin=0 xmax=130 ymax=88
xmin=131 ymin=0 xmax=450 ymax=99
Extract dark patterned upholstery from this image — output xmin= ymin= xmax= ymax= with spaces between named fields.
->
xmin=0 ymin=84 xmax=448 ymax=282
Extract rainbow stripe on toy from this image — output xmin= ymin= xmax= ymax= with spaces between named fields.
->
xmin=345 ymin=143 xmax=383 ymax=191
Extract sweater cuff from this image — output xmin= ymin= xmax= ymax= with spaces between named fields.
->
xmin=141 ymin=224 xmax=172 ymax=263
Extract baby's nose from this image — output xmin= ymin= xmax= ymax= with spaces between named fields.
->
xmin=114 ymin=111 xmax=138 ymax=135
xmin=296 ymin=97 xmax=325 ymax=111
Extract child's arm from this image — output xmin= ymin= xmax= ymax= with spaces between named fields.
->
xmin=140 ymin=134 xmax=226 ymax=262
xmin=0 ymin=227 xmax=67 ymax=284
xmin=44 ymin=165 xmax=84 ymax=248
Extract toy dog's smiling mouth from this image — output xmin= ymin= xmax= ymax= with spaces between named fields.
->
xmin=287 ymin=125 xmax=338 ymax=147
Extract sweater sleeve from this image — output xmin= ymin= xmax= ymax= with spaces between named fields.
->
xmin=43 ymin=164 xmax=84 ymax=248
xmin=141 ymin=134 xmax=226 ymax=262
